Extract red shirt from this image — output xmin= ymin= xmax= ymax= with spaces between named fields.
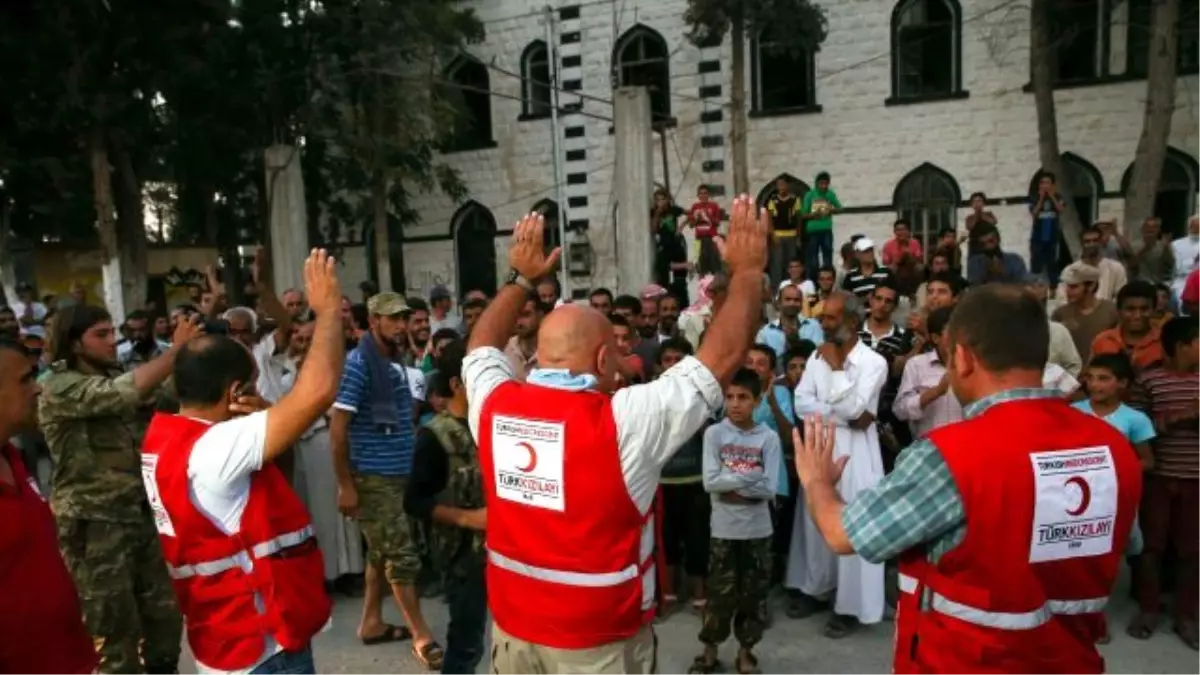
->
xmin=688 ymin=201 xmax=721 ymax=238
xmin=882 ymin=237 xmax=923 ymax=267
xmin=0 ymin=444 xmax=96 ymax=674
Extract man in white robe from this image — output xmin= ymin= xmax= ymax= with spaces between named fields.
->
xmin=790 ymin=290 xmax=888 ymax=638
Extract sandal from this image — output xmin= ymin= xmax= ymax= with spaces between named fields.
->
xmin=687 ymin=654 xmax=720 ymax=674
xmin=1126 ymin=612 xmax=1160 ymax=640
xmin=412 ymin=640 xmax=445 ymax=670
xmin=823 ymin=614 xmax=857 ymax=639
xmin=1175 ymin=620 xmax=1199 ymax=651
xmin=359 ymin=623 xmax=412 ymax=646
xmin=736 ymin=649 xmax=761 ymax=675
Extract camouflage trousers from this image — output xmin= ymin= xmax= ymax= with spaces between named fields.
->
xmin=57 ymin=516 xmax=183 ymax=674
xmin=699 ymin=536 xmax=773 ymax=648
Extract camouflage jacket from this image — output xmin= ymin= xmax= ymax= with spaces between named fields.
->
xmin=425 ymin=413 xmax=485 ymax=576
xmin=37 ymin=361 xmax=154 ymax=523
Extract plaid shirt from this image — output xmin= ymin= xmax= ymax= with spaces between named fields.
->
xmin=842 ymin=388 xmax=1060 ymax=573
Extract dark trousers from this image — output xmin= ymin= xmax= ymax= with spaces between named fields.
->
xmin=250 ymin=645 xmax=315 ymax=674
xmin=806 ymin=230 xmax=834 ymax=280
xmin=662 ymin=482 xmax=711 ymax=577
xmin=1029 ymin=237 xmax=1061 ymax=286
xmin=700 ymin=537 xmax=772 ymax=648
xmin=442 ymin=562 xmax=488 ymax=674
xmin=1136 ymin=474 xmax=1198 ymax=622
xmin=769 ymin=235 xmax=800 ymax=286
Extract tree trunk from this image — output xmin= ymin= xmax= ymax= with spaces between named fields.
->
xmin=371 ymin=168 xmax=393 ymax=292
xmin=111 ymin=133 xmax=148 ymax=312
xmin=90 ymin=125 xmax=128 ymax=321
xmin=1030 ymin=0 xmax=1083 ymax=259
xmin=728 ymin=11 xmax=750 ymax=196
xmin=1121 ymin=0 xmax=1180 ymax=233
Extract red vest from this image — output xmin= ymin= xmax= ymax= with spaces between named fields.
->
xmin=479 ymin=381 xmax=655 ymax=649
xmin=893 ymin=398 xmax=1142 ymax=674
xmin=141 ymin=414 xmax=331 ymax=671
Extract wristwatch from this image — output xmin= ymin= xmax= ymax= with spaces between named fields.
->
xmin=505 ymin=268 xmax=535 ymax=293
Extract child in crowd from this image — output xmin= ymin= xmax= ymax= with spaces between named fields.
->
xmin=1073 ymin=353 xmax=1155 ymax=644
xmin=693 ymin=368 xmax=781 ymax=675
xmin=608 ymin=314 xmax=644 ymax=387
xmin=657 ymin=337 xmax=712 ymax=614
xmin=688 ymin=185 xmax=724 ymax=276
xmin=782 ymin=342 xmax=818 ymax=392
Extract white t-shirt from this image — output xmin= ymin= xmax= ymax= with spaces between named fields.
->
xmin=393 ymin=364 xmax=426 ymax=402
xmin=11 ymin=300 xmax=48 ymax=338
xmin=184 ymin=412 xmax=279 ymax=674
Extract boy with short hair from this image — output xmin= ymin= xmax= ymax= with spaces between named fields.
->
xmin=1074 ymin=353 xmax=1156 ymax=470
xmin=692 ymin=368 xmax=781 ymax=675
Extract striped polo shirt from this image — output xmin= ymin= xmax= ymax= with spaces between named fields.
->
xmin=1138 ymin=366 xmax=1198 ymax=479
xmin=333 ymin=349 xmax=416 ymax=476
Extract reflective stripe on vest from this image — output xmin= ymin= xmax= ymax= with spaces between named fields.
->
xmin=167 ymin=525 xmax=315 ymax=580
xmin=489 ymin=549 xmax=640 ymax=587
xmin=897 ymin=572 xmax=1108 ymax=631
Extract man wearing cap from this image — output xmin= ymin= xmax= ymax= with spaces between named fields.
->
xmin=1051 ymin=264 xmax=1119 ymax=365
xmin=330 ymin=291 xmax=444 ymax=668
xmin=429 ymin=284 xmax=458 ymax=335
xmin=841 ymin=238 xmax=895 ymax=299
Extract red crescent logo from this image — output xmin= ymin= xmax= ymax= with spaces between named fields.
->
xmin=1064 ymin=476 xmax=1091 ymax=516
xmin=515 ymin=442 xmax=538 ymax=473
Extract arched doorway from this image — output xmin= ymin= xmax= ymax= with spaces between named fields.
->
xmin=893 ymin=162 xmax=962 ymax=255
xmin=1121 ymin=147 xmax=1199 ymax=239
xmin=452 ymin=201 xmax=498 ymax=297
xmin=1029 ymin=153 xmax=1103 ymax=268
xmin=756 ymin=173 xmax=811 ymax=209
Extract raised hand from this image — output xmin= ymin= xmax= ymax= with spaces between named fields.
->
xmin=793 ymin=414 xmax=845 ymax=490
xmin=171 ymin=312 xmax=204 ymax=345
xmin=303 ymin=248 xmax=342 ymax=316
xmin=720 ymin=194 xmax=769 ymax=276
xmin=509 ymin=212 xmax=562 ymax=281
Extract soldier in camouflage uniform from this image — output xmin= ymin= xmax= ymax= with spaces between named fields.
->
xmin=403 ymin=340 xmax=488 ymax=674
xmin=38 ymin=304 xmax=197 ymax=674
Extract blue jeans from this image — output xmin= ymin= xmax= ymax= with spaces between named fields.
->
xmin=442 ymin=563 xmax=488 ymax=674
xmin=1030 ymin=237 xmax=1061 ymax=286
xmin=805 ymin=229 xmax=834 ymax=280
xmin=250 ymin=645 xmax=315 ymax=674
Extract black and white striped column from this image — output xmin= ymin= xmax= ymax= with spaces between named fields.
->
xmin=557 ymin=4 xmax=589 ymax=234
xmin=697 ymin=40 xmax=726 ymax=198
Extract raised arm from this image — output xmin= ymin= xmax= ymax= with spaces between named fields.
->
xmin=260 ymin=250 xmax=345 ymax=462
xmin=251 ymin=247 xmax=292 ymax=352
xmin=695 ymin=194 xmax=770 ymax=384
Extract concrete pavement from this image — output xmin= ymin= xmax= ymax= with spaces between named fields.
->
xmin=179 ymin=569 xmax=1197 ymax=673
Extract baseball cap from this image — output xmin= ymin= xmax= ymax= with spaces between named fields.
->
xmin=367 ymin=291 xmax=409 ymax=316
xmin=853 ymin=237 xmax=876 ymax=252
xmin=1060 ymin=264 xmax=1100 ymax=285
xmin=429 ymin=284 xmax=452 ymax=302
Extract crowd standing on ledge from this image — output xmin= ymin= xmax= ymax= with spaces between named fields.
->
xmin=0 ymin=188 xmax=1197 ymax=674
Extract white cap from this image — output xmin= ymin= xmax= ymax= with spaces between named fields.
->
xmin=853 ymin=237 xmax=876 ymax=252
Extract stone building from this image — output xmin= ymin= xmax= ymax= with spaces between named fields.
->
xmin=397 ymin=0 xmax=1199 ymax=301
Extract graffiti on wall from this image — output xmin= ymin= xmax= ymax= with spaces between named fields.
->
xmin=404 ymin=251 xmax=455 ymax=300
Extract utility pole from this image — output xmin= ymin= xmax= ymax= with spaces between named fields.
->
xmin=545 ymin=5 xmax=571 ymax=299
xmin=655 ymin=121 xmax=670 ymax=196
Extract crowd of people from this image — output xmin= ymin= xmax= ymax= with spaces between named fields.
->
xmin=0 ymin=185 xmax=1196 ymax=674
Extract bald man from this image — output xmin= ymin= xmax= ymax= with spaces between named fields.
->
xmin=463 ymin=199 xmax=769 ymax=673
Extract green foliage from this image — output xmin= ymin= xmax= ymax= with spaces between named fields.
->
xmin=0 ymin=0 xmax=482 ymax=248
xmin=684 ymin=0 xmax=829 ymax=56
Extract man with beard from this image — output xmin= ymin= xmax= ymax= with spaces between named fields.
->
xmin=658 ymin=292 xmax=682 ymax=340
xmin=405 ymin=298 xmax=433 ymax=367
xmin=504 ymin=298 xmax=545 ymax=381
xmin=1058 ymin=225 xmax=1129 ymax=302
xmin=117 ymin=310 xmax=171 ymax=370
xmin=331 ymin=291 xmax=441 ymax=667
xmin=756 ymin=282 xmax=824 ymax=366
xmin=791 ymin=291 xmax=888 ymax=638
xmin=38 ymin=304 xmax=202 ymax=673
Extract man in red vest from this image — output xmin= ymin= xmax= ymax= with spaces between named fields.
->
xmin=462 ymin=197 xmax=768 ymax=673
xmin=140 ymin=249 xmax=346 ymax=674
xmin=794 ymin=283 xmax=1144 ymax=673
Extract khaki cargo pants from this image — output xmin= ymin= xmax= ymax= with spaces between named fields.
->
xmin=490 ymin=621 xmax=656 ymax=674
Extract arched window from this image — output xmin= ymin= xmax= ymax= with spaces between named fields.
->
xmin=1121 ymin=147 xmax=1200 ymax=238
xmin=443 ymin=56 xmax=494 ymax=152
xmin=613 ymin=25 xmax=671 ymax=122
xmin=521 ymin=40 xmax=553 ymax=119
xmin=752 ymin=28 xmax=816 ymax=112
xmin=1029 ymin=153 xmax=1103 ymax=228
xmin=894 ymin=163 xmax=962 ymax=255
xmin=756 ymin=173 xmax=811 ymax=209
xmin=452 ymin=201 xmax=498 ymax=296
xmin=890 ymin=0 xmax=961 ymax=100
xmin=531 ymin=198 xmax=562 ymax=253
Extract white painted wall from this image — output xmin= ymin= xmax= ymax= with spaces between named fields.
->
xmin=401 ymin=0 xmax=1200 ymax=298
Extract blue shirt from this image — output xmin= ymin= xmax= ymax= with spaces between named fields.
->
xmin=1072 ymin=400 xmax=1156 ymax=444
xmin=755 ymin=319 xmax=824 ymax=366
xmin=753 ymin=383 xmax=795 ymax=498
xmin=333 ymin=350 xmax=416 ymax=476
xmin=1030 ymin=197 xmax=1060 ymax=243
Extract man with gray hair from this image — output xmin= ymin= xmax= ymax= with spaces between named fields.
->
xmin=789 ymin=290 xmax=888 ymax=638
xmin=221 ymin=306 xmax=258 ymax=349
